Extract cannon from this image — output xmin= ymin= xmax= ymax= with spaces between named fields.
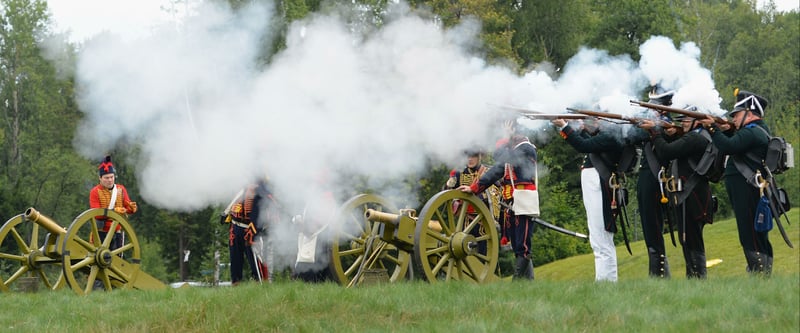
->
xmin=0 ymin=208 xmax=166 ymax=294
xmin=328 ymin=190 xmax=503 ymax=287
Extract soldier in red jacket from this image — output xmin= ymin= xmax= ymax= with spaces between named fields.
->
xmin=89 ymin=155 xmax=138 ymax=250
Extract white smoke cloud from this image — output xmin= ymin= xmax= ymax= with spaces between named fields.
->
xmin=68 ymin=1 xmax=725 ymax=216
xmin=638 ymin=36 xmax=724 ymax=115
xmin=61 ymin=1 xmax=733 ymax=271
xmin=71 ymin=2 xmax=525 ymax=213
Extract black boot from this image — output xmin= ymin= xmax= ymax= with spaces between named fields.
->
xmin=689 ymin=251 xmax=707 ymax=279
xmin=525 ymin=257 xmax=534 ymax=280
xmin=648 ymin=247 xmax=671 ymax=278
xmin=763 ymin=254 xmax=773 ymax=276
xmin=745 ymin=251 xmax=767 ymax=275
xmin=682 ymin=248 xmax=695 ymax=278
xmin=514 ymin=256 xmax=533 ymax=280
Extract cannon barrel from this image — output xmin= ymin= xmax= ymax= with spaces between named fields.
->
xmin=25 ymin=207 xmax=66 ymax=236
xmin=364 ymin=209 xmax=402 ymax=225
xmin=364 ymin=208 xmax=442 ymax=232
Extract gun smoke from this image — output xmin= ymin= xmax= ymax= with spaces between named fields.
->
xmin=58 ymin=1 xmax=727 ymax=268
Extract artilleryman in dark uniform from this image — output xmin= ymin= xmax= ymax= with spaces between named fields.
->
xmin=650 ymin=113 xmax=713 ymax=279
xmin=466 ymin=134 xmax=538 ymax=280
xmin=705 ymin=90 xmax=772 ymax=274
xmin=556 ymin=119 xmax=628 ymax=281
xmin=444 ymin=149 xmax=502 ymax=255
xmin=628 ymin=85 xmax=676 ymax=278
xmin=228 ymin=180 xmax=270 ymax=284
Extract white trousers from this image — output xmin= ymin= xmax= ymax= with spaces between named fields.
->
xmin=582 ymin=168 xmax=618 ymax=282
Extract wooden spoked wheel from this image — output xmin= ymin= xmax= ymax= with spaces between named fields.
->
xmin=329 ymin=194 xmax=410 ymax=287
xmin=413 ymin=190 xmax=498 ymax=283
xmin=0 ymin=214 xmax=64 ymax=292
xmin=60 ymin=208 xmax=142 ymax=295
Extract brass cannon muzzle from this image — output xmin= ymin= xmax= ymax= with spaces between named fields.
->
xmin=364 ymin=209 xmax=404 ymax=225
xmin=364 ymin=209 xmax=442 ymax=232
xmin=25 ymin=207 xmax=66 ymax=235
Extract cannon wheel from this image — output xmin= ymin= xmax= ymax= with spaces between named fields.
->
xmin=60 ymin=208 xmax=142 ymax=295
xmin=329 ymin=194 xmax=410 ymax=287
xmin=413 ymin=190 xmax=499 ymax=283
xmin=0 ymin=214 xmax=65 ymax=292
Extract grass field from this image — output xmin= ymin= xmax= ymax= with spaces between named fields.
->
xmin=537 ymin=209 xmax=800 ymax=281
xmin=1 ymin=211 xmax=798 ymax=332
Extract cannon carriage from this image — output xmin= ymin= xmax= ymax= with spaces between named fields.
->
xmin=0 ymin=208 xmax=165 ymax=294
xmin=328 ymin=190 xmax=506 ymax=287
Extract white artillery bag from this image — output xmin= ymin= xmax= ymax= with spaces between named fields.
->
xmin=296 ymin=232 xmax=318 ymax=264
xmin=296 ymin=212 xmax=329 ymax=264
xmin=507 ymin=163 xmax=540 ymax=217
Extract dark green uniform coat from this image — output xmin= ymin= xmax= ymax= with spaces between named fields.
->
xmin=652 ymin=126 xmax=713 ymax=278
xmin=711 ymin=120 xmax=772 ymax=273
xmin=628 ymin=126 xmax=673 ymax=277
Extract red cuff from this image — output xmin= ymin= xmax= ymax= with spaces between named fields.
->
xmin=469 ymin=183 xmax=479 ymax=193
xmin=495 ymin=138 xmax=509 ymax=148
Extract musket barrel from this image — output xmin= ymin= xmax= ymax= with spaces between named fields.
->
xmin=567 ymin=107 xmax=626 ymax=120
xmin=25 ymin=207 xmax=66 ymax=235
xmin=630 ymin=100 xmax=734 ymax=126
xmin=568 ymin=107 xmax=679 ymax=129
xmin=522 ymin=114 xmax=587 ymax=120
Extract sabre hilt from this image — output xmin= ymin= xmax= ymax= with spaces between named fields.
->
xmin=609 ymin=173 xmax=620 ymax=209
xmin=664 ymin=174 xmax=680 ymax=193
xmin=658 ymin=167 xmax=669 ymax=204
xmin=756 ymin=170 xmax=768 ymax=196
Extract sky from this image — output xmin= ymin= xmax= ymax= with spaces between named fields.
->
xmin=47 ymin=0 xmax=180 ymax=42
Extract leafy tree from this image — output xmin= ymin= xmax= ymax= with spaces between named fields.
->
xmin=410 ymin=0 xmax=521 ymax=66
xmin=586 ymin=0 xmax=682 ymax=57
xmin=510 ymin=0 xmax=593 ymax=70
xmin=0 ymin=0 xmax=796 ymax=282
xmin=711 ymin=8 xmax=800 ymax=207
xmin=0 ymin=0 xmax=87 ymax=222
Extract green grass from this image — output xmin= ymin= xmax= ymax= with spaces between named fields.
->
xmin=1 ymin=212 xmax=798 ymax=333
xmin=537 ymin=210 xmax=800 ymax=281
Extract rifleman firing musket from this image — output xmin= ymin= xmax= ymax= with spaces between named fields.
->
xmin=629 ymin=100 xmax=735 ymax=127
xmin=491 ymin=103 xmax=589 ymax=120
xmin=566 ymin=107 xmax=680 ymax=130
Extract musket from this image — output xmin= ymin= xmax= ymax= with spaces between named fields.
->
xmin=533 ymin=218 xmax=589 ymax=240
xmin=498 ymin=201 xmax=587 ymax=240
xmin=566 ymin=107 xmax=679 ymax=129
xmin=630 ymin=100 xmax=735 ymax=126
xmin=521 ymin=113 xmax=589 ymax=120
xmin=490 ymin=103 xmax=589 ymax=120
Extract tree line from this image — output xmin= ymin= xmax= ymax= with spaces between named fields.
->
xmin=0 ymin=0 xmax=797 ymax=282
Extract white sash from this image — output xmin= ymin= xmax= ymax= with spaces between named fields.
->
xmin=223 ymin=189 xmax=245 ymax=215
xmin=108 ymin=185 xmax=119 ymax=210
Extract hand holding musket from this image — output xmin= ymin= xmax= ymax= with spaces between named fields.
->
xmin=698 ymin=116 xmax=733 ymax=132
xmin=637 ymin=119 xmax=683 ymax=136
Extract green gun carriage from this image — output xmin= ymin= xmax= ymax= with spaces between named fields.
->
xmin=328 ymin=190 xmax=506 ymax=287
xmin=0 ymin=207 xmax=166 ymax=294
